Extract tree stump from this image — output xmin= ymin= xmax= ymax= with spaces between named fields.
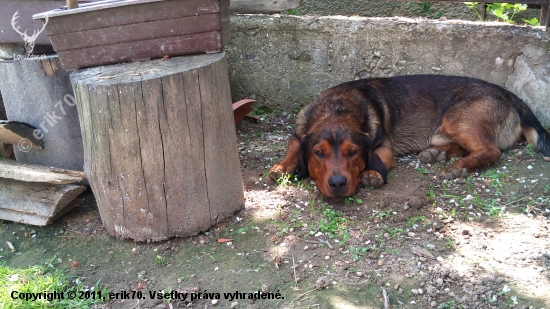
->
xmin=70 ymin=52 xmax=244 ymax=241
xmin=0 ymin=55 xmax=84 ymax=171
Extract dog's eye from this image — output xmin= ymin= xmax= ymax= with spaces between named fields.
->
xmin=315 ymin=150 xmax=324 ymax=157
xmin=348 ymin=150 xmax=357 ymax=157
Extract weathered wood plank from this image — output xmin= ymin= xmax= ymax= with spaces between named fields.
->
xmin=229 ymin=0 xmax=303 ymax=13
xmin=57 ymin=31 xmax=223 ymax=70
xmin=0 ymin=160 xmax=85 ymax=184
xmin=35 ymin=0 xmax=222 ymax=34
xmin=0 ymin=179 xmax=84 ymax=217
xmin=0 ymin=159 xmax=85 ymax=184
xmin=0 ymin=159 xmax=85 ymax=226
xmin=0 ymin=195 xmax=83 ymax=226
xmin=542 ymin=4 xmax=550 ymax=27
xmin=49 ymin=14 xmax=222 ymax=51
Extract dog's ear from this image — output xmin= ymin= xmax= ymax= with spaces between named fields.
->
xmin=295 ymin=134 xmax=310 ymax=180
xmin=361 ymin=134 xmax=388 ymax=184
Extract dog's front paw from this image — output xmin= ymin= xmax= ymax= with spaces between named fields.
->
xmin=420 ymin=148 xmax=447 ymax=163
xmin=360 ymin=170 xmax=385 ymax=188
xmin=440 ymin=167 xmax=467 ymax=180
xmin=269 ymin=163 xmax=295 ymax=180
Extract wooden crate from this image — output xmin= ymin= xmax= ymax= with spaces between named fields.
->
xmin=33 ymin=0 xmax=229 ymax=70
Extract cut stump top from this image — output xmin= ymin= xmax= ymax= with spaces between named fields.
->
xmin=71 ymin=52 xmax=226 ymax=86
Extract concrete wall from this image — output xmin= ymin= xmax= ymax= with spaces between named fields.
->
xmin=226 ymin=15 xmax=550 ymax=126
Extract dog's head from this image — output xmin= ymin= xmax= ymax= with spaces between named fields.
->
xmin=295 ymin=126 xmax=387 ymax=198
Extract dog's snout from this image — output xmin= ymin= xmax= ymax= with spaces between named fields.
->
xmin=328 ymin=175 xmax=347 ymax=194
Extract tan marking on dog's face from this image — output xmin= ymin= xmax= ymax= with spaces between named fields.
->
xmin=308 ymin=139 xmax=365 ymax=198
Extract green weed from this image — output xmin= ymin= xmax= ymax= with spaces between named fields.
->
xmin=522 ymin=17 xmax=540 ymax=26
xmin=349 ymin=246 xmax=368 ymax=261
xmin=154 ymin=254 xmax=167 ymax=266
xmin=407 ymin=216 xmax=426 ymax=229
xmin=344 ymin=196 xmax=364 ymax=205
xmin=312 ymin=204 xmax=350 ymax=245
xmin=465 ymin=2 xmax=531 ymax=24
xmin=0 ymin=262 xmax=105 ymax=308
xmin=409 ymin=2 xmax=447 ymax=19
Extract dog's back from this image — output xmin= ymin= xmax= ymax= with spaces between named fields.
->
xmin=303 ymin=75 xmax=550 ymax=159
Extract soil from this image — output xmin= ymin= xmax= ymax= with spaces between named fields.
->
xmin=1 ymin=114 xmax=549 ymax=309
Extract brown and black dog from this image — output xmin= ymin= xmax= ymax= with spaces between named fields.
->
xmin=270 ymin=75 xmax=550 ymax=198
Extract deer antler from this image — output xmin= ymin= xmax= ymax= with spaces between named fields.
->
xmin=11 ymin=11 xmax=28 ymax=37
xmin=11 ymin=11 xmax=49 ymax=54
xmin=29 ymin=15 xmax=49 ymax=41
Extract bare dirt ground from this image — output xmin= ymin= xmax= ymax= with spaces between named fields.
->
xmin=1 ymin=114 xmax=549 ymax=309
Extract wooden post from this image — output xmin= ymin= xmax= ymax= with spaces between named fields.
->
xmin=70 ymin=53 xmax=244 ymax=241
xmin=66 ymin=0 xmax=79 ymax=9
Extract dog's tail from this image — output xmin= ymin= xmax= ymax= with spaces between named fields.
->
xmin=512 ymin=96 xmax=550 ymax=161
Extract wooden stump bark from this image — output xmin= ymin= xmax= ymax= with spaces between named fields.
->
xmin=70 ymin=53 xmax=244 ymax=241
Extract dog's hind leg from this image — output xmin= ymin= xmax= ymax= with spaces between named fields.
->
xmin=270 ymin=134 xmax=301 ymax=180
xmin=420 ymin=142 xmax=468 ymax=164
xmin=433 ymin=114 xmax=508 ymax=180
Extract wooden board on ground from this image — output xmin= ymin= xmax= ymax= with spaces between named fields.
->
xmin=70 ymin=52 xmax=244 ymax=241
xmin=0 ymin=159 xmax=86 ymax=226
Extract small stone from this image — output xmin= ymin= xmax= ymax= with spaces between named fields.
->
xmin=417 ymin=288 xmax=424 ymax=295
xmin=231 ymin=302 xmax=239 ymax=309
xmin=437 ymin=256 xmax=444 ymax=262
xmin=411 ymin=289 xmax=418 ymax=295
xmin=378 ymin=259 xmax=384 ymax=266
xmin=407 ymin=232 xmax=415 ymax=237
xmin=315 ymin=276 xmax=329 ymax=289
xmin=408 ymin=196 xmax=423 ymax=209
xmin=427 ymin=286 xmax=438 ymax=296
xmin=211 ymin=299 xmax=218 ymax=305
xmin=383 ymin=233 xmax=390 ymax=238
xmin=304 ymin=246 xmax=309 ymax=251
xmin=356 ymin=271 xmax=363 ymax=277
xmin=261 ymin=283 xmax=269 ymax=293
xmin=463 ymin=283 xmax=474 ymax=292
xmin=325 ymin=255 xmax=331 ymax=261
xmin=436 ymin=278 xmax=444 ymax=286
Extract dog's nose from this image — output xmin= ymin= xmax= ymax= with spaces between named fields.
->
xmin=328 ymin=175 xmax=347 ymax=194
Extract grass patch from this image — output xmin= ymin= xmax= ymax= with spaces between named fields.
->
xmin=0 ymin=261 xmax=104 ymax=308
